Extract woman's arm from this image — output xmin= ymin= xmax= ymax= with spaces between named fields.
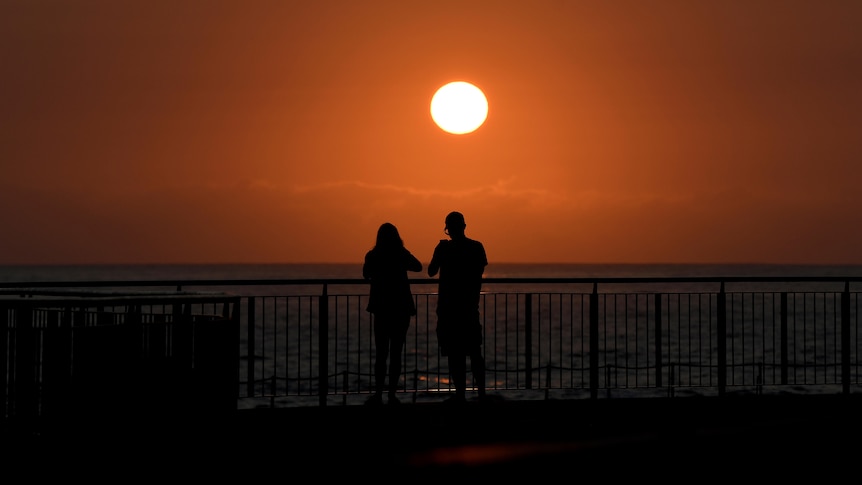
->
xmin=405 ymin=250 xmax=422 ymax=273
xmin=362 ymin=251 xmax=373 ymax=280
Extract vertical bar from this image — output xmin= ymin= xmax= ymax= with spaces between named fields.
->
xmin=194 ymin=302 xmax=240 ymax=414
xmin=589 ymin=283 xmax=598 ymax=399
xmin=842 ymin=281 xmax=850 ymax=395
xmin=780 ymin=292 xmax=788 ymax=385
xmin=173 ymin=307 xmax=195 ymax=370
xmin=0 ymin=304 xmax=8 ymax=418
xmin=654 ymin=293 xmax=662 ymax=388
xmin=41 ymin=309 xmax=71 ymax=419
xmin=246 ymin=297 xmax=256 ymax=398
xmin=717 ymin=282 xmax=726 ymax=396
xmin=318 ymin=284 xmax=329 ymax=406
xmin=16 ymin=306 xmax=35 ymax=420
xmin=524 ymin=294 xmax=532 ymax=390
xmin=230 ymin=298 xmax=241 ymax=407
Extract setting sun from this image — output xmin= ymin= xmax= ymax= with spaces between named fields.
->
xmin=3 ymin=2 xmax=861 ymax=266
xmin=430 ymin=81 xmax=488 ymax=134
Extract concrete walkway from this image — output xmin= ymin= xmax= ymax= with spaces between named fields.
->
xmin=5 ymin=393 xmax=861 ymax=481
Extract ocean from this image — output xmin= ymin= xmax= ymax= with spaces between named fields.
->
xmin=3 ymin=262 xmax=862 ymax=283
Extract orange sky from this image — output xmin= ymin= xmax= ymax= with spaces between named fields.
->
xmin=2 ymin=1 xmax=861 ymax=265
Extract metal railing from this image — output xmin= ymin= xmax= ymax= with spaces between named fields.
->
xmin=2 ymin=276 xmax=861 ymax=413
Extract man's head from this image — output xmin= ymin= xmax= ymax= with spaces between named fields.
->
xmin=444 ymin=211 xmax=466 ymax=237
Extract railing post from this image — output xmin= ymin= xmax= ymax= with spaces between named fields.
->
xmin=780 ymin=292 xmax=788 ymax=385
xmin=842 ymin=281 xmax=850 ymax=395
xmin=590 ymin=283 xmax=598 ymax=399
xmin=246 ymin=297 xmax=255 ymax=398
xmin=342 ymin=370 xmax=348 ymax=406
xmin=605 ymin=365 xmax=612 ymax=399
xmin=717 ymin=282 xmax=726 ymax=396
xmin=525 ymin=294 xmax=532 ymax=390
xmin=229 ymin=297 xmax=241 ymax=408
xmin=16 ymin=306 xmax=36 ymax=420
xmin=654 ymin=293 xmax=662 ymax=388
xmin=318 ymin=284 xmax=329 ymax=407
xmin=1 ymin=304 xmax=8 ymax=418
xmin=668 ymin=363 xmax=675 ymax=398
xmin=756 ymin=362 xmax=763 ymax=395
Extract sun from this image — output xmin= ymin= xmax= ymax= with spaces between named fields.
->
xmin=430 ymin=81 xmax=488 ymax=135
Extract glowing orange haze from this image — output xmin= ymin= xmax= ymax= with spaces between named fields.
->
xmin=1 ymin=1 xmax=861 ymax=265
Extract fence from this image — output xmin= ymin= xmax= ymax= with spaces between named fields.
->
xmin=2 ymin=276 xmax=861 ymax=414
xmin=241 ymin=278 xmax=862 ymax=407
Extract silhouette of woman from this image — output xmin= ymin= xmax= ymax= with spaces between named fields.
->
xmin=363 ymin=222 xmax=422 ymax=405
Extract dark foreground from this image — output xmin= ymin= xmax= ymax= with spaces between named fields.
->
xmin=4 ymin=393 xmax=862 ymax=481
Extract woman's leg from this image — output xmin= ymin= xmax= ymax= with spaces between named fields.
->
xmin=387 ymin=316 xmax=409 ymax=398
xmin=373 ymin=316 xmax=390 ymax=397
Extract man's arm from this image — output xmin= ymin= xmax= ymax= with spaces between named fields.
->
xmin=428 ymin=240 xmax=446 ymax=277
xmin=475 ymin=241 xmax=488 ymax=276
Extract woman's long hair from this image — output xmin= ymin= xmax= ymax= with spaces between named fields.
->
xmin=374 ymin=222 xmax=404 ymax=251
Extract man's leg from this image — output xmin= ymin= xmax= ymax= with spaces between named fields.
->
xmin=470 ymin=347 xmax=486 ymax=399
xmin=448 ymin=353 xmax=467 ymax=400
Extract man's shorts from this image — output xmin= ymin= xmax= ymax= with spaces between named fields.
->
xmin=435 ymin=310 xmax=482 ymax=357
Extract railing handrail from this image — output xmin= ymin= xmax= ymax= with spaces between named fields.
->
xmin=2 ymin=274 xmax=862 ymax=290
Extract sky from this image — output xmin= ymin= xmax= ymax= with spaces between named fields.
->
xmin=2 ymin=0 xmax=861 ymax=265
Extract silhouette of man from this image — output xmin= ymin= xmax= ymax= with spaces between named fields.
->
xmin=428 ymin=211 xmax=487 ymax=404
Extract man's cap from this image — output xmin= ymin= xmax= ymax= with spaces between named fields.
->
xmin=445 ymin=211 xmax=466 ymax=229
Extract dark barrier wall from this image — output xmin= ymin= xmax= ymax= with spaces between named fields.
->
xmin=1 ymin=296 xmax=241 ymax=422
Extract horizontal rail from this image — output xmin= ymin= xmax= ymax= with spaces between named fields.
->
xmin=2 ymin=275 xmax=862 ymax=290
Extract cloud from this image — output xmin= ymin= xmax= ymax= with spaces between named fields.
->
xmin=293 ymin=177 xmax=564 ymax=203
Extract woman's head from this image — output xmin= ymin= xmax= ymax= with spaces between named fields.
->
xmin=375 ymin=222 xmax=403 ymax=249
